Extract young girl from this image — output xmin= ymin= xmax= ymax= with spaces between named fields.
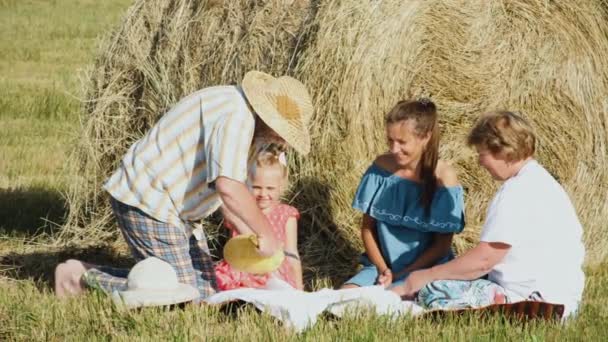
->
xmin=214 ymin=146 xmax=304 ymax=290
xmin=341 ymin=99 xmax=465 ymax=289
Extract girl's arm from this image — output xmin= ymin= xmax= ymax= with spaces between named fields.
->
xmin=393 ymin=232 xmax=453 ymax=278
xmin=284 ymin=216 xmax=303 ymax=290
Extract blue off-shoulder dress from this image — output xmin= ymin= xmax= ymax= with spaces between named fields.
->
xmin=345 ymin=163 xmax=465 ymax=287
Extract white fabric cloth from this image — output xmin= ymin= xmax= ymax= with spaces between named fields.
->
xmin=480 ymin=160 xmax=585 ymax=317
xmin=204 ymin=278 xmax=424 ymax=332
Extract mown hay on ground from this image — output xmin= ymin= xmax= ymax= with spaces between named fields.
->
xmin=64 ymin=0 xmax=608 ymax=284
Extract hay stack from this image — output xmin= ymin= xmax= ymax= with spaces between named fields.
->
xmin=65 ymin=0 xmax=608 ymax=283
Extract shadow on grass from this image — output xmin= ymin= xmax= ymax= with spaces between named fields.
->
xmin=0 ymin=187 xmax=67 ymax=236
xmin=0 ymin=245 xmax=134 ymax=290
xmin=0 ymin=179 xmax=361 ymax=291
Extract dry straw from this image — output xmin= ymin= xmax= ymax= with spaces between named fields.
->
xmin=63 ymin=0 xmax=608 ymax=284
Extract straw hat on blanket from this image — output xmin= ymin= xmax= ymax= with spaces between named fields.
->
xmin=242 ymin=70 xmax=313 ymax=155
xmin=224 ymin=234 xmax=285 ymax=274
xmin=111 ymin=257 xmax=199 ymax=308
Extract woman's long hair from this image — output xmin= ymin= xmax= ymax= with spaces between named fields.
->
xmin=385 ymin=99 xmax=439 ymax=217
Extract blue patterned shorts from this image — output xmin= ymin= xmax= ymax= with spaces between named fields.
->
xmin=417 ymin=279 xmax=507 ymax=310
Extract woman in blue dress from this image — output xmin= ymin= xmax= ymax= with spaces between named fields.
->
xmin=341 ymin=99 xmax=465 ymax=289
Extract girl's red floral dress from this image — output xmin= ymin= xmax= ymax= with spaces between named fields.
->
xmin=214 ymin=204 xmax=300 ymax=290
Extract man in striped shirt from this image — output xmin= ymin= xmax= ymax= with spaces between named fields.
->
xmin=55 ymin=71 xmax=313 ymax=302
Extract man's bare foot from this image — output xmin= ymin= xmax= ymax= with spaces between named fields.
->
xmin=54 ymin=259 xmax=90 ymax=299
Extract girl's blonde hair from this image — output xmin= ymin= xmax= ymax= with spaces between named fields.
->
xmin=467 ymin=111 xmax=536 ymax=161
xmin=251 ymin=143 xmax=289 ymax=181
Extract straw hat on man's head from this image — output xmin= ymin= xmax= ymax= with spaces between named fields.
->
xmin=242 ymin=71 xmax=313 ymax=155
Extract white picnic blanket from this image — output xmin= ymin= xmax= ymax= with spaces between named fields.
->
xmin=205 ymin=278 xmax=424 ymax=332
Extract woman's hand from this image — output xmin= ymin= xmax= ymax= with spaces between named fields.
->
xmin=376 ymin=268 xmax=393 ymax=288
xmin=391 ymin=269 xmax=433 ymax=299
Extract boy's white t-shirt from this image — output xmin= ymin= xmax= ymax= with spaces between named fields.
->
xmin=480 ymin=160 xmax=585 ymax=317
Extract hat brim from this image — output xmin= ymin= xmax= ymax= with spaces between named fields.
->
xmin=241 ymin=71 xmax=313 ymax=155
xmin=112 ymin=283 xmax=200 ymax=309
xmin=224 ymin=235 xmax=285 ymax=274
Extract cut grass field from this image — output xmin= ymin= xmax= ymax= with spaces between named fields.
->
xmin=0 ymin=0 xmax=131 ymax=236
xmin=0 ymin=0 xmax=606 ymax=340
xmin=1 ymin=261 xmax=607 ymax=340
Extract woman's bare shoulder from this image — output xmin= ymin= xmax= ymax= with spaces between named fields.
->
xmin=435 ymin=160 xmax=460 ymax=187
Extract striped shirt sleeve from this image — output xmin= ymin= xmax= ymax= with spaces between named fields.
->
xmin=205 ymin=110 xmax=255 ymax=185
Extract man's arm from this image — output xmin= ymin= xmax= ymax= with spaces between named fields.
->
xmin=215 ymin=176 xmax=279 ymax=256
xmin=221 ymin=204 xmax=254 ymax=235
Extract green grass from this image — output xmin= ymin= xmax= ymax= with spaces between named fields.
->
xmin=0 ymin=0 xmax=130 ymax=232
xmin=0 ymin=260 xmax=606 ymax=341
xmin=0 ymin=0 xmax=607 ymax=340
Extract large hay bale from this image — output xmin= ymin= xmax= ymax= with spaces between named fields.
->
xmin=65 ymin=0 xmax=608 ymax=284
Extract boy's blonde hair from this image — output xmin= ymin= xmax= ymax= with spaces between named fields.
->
xmin=467 ymin=111 xmax=536 ymax=161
